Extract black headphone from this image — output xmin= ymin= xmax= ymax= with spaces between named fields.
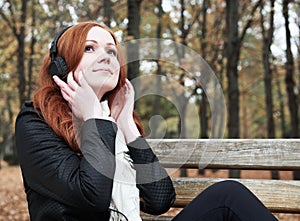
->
xmin=49 ymin=26 xmax=72 ymax=79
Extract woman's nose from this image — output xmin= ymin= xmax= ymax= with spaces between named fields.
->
xmin=99 ymin=57 xmax=110 ymax=64
xmin=97 ymin=51 xmax=110 ymax=64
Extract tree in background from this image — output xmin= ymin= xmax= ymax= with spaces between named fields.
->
xmin=198 ymin=0 xmax=210 ymax=140
xmin=0 ymin=0 xmax=29 ymax=163
xmin=127 ymin=0 xmax=143 ymax=111
xmin=283 ymin=0 xmax=299 ymax=139
xmin=126 ymin=1 xmax=142 ymax=78
xmin=27 ymin=0 xmax=37 ymax=100
xmin=0 ymin=0 xmax=28 ymax=110
xmin=225 ymin=0 xmax=262 ymax=178
xmin=150 ymin=0 xmax=164 ymax=139
xmin=103 ymin=0 xmax=112 ymax=27
xmin=283 ymin=0 xmax=300 ymax=180
xmin=260 ymin=0 xmax=276 ymax=139
xmin=260 ymin=0 xmax=278 ymax=179
xmin=225 ymin=0 xmax=240 ymax=139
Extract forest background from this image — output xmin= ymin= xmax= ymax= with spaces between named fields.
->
xmin=0 ymin=0 xmax=299 ymax=179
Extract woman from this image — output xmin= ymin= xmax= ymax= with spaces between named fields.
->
xmin=15 ymin=21 xmax=277 ymax=221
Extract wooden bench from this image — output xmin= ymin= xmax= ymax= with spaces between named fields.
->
xmin=141 ymin=139 xmax=300 ymax=220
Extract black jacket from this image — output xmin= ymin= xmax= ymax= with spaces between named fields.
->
xmin=15 ymin=101 xmax=176 ymax=221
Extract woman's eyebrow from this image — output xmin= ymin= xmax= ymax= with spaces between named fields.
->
xmin=86 ymin=40 xmax=116 ymax=47
xmin=106 ymin=42 xmax=116 ymax=47
xmin=86 ymin=39 xmax=98 ymax=44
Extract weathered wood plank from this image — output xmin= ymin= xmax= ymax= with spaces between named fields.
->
xmin=171 ymin=178 xmax=300 ymax=213
xmin=142 ymin=178 xmax=300 ymax=220
xmin=142 ymin=216 xmax=173 ymax=221
xmin=148 ymin=139 xmax=300 ymax=170
xmin=142 ymin=139 xmax=300 ymax=220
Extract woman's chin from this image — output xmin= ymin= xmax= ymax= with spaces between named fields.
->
xmin=93 ymin=85 xmax=117 ymax=99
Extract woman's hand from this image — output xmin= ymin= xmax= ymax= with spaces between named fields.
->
xmin=53 ymin=71 xmax=103 ymax=121
xmin=110 ymin=79 xmax=133 ymax=121
xmin=111 ymin=79 xmax=141 ymax=143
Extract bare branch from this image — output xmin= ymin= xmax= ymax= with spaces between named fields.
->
xmin=6 ymin=0 xmax=18 ymax=36
xmin=240 ymin=0 xmax=262 ymax=42
xmin=0 ymin=2 xmax=15 ymax=33
xmin=185 ymin=7 xmax=202 ymax=38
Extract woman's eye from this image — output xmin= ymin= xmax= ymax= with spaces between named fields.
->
xmin=85 ymin=45 xmax=94 ymax=52
xmin=107 ymin=49 xmax=117 ymax=56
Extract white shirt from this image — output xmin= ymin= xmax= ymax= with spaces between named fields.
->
xmin=100 ymin=101 xmax=142 ymax=221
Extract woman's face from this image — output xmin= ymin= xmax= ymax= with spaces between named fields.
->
xmin=75 ymin=26 xmax=120 ymax=99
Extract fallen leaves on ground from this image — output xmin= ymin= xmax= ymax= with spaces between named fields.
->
xmin=0 ymin=164 xmax=29 ymax=221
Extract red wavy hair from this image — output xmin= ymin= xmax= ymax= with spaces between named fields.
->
xmin=33 ymin=21 xmax=144 ymax=154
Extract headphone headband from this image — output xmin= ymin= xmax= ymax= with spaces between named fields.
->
xmin=50 ymin=26 xmax=72 ymax=61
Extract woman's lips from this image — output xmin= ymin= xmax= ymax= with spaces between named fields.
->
xmin=92 ymin=68 xmax=113 ymax=75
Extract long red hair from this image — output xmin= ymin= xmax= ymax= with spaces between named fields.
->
xmin=33 ymin=21 xmax=144 ymax=154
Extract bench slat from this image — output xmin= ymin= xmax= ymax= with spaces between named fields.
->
xmin=142 ymin=139 xmax=300 ymax=220
xmin=148 ymin=139 xmax=300 ymax=170
xmin=142 ymin=178 xmax=300 ymax=221
xmin=172 ymin=178 xmax=300 ymax=213
xmin=142 ymin=216 xmax=172 ymax=221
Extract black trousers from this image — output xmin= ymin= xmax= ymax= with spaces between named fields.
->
xmin=172 ymin=180 xmax=278 ymax=221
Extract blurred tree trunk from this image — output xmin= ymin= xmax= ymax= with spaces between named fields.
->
xmin=225 ymin=0 xmax=240 ymax=139
xmin=178 ymin=0 xmax=188 ymax=177
xmin=298 ymin=5 xmax=300 ymax=93
xmin=283 ymin=0 xmax=300 ymax=180
xmin=225 ymin=0 xmax=240 ymax=178
xmin=0 ymin=94 xmax=14 ymax=167
xmin=0 ymin=0 xmax=29 ymax=109
xmin=127 ymin=0 xmax=142 ymax=80
xmin=178 ymin=0 xmax=187 ymax=140
xmin=127 ymin=0 xmax=142 ymax=111
xmin=103 ymin=0 xmax=112 ymax=27
xmin=177 ymin=0 xmax=202 ymax=144
xmin=260 ymin=0 xmax=275 ymax=138
xmin=274 ymin=66 xmax=287 ymax=137
xmin=203 ymin=1 xmax=226 ymax=139
xmin=197 ymin=0 xmax=209 ymax=176
xmin=17 ymin=0 xmax=28 ymax=109
xmin=241 ymin=91 xmax=248 ymax=138
xmin=151 ymin=0 xmax=164 ymax=138
xmin=27 ymin=0 xmax=37 ymax=100
xmin=225 ymin=0 xmax=261 ymax=178
xmin=199 ymin=0 xmax=209 ymax=139
xmin=260 ymin=0 xmax=278 ymax=179
xmin=283 ymin=0 xmax=299 ymax=138
xmin=0 ymin=0 xmax=28 ymax=161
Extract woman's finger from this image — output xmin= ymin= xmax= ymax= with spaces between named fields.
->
xmin=67 ymin=72 xmax=79 ymax=91
xmin=53 ymin=75 xmax=66 ymax=88
xmin=53 ymin=75 xmax=74 ymax=102
xmin=53 ymin=75 xmax=71 ymax=92
xmin=77 ymin=71 xmax=88 ymax=87
xmin=125 ymin=79 xmax=134 ymax=93
xmin=60 ymin=87 xmax=72 ymax=104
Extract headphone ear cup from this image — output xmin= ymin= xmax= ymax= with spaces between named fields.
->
xmin=49 ymin=56 xmax=68 ymax=79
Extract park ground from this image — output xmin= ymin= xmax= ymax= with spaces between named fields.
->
xmin=0 ymin=162 xmax=300 ymax=221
